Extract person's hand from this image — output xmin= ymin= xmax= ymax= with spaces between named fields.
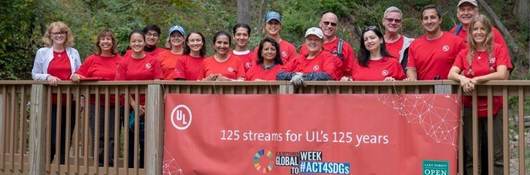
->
xmin=71 ymin=74 xmax=81 ymax=82
xmin=139 ymin=105 xmax=146 ymax=117
xmin=459 ymin=75 xmax=475 ymax=94
xmin=47 ymin=75 xmax=60 ymax=86
xmin=403 ymin=77 xmax=416 ymax=81
xmin=290 ymin=73 xmax=304 ymax=86
xmin=253 ymin=79 xmax=266 ymax=81
xmin=215 ymin=75 xmax=232 ymax=81
xmin=384 ymin=77 xmax=396 ymax=81
xmin=339 ymin=76 xmax=351 ymax=81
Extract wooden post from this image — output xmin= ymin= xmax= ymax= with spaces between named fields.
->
xmin=0 ymin=93 xmax=4 ymax=155
xmin=29 ymin=84 xmax=47 ymax=174
xmin=145 ymin=84 xmax=163 ymax=175
xmin=279 ymin=84 xmax=294 ymax=94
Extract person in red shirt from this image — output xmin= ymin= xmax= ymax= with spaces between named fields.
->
xmin=124 ymin=25 xmax=166 ymax=58
xmin=262 ymin=10 xmax=298 ymax=63
xmin=342 ymin=26 xmax=405 ymax=81
xmin=300 ymin=11 xmax=357 ymax=79
xmin=159 ymin=24 xmax=186 ymax=80
xmin=116 ymin=29 xmax=162 ymax=168
xmin=232 ymin=23 xmax=256 ymax=72
xmin=71 ymin=29 xmax=121 ymax=166
xmin=406 ymin=5 xmax=465 ymax=80
xmin=31 ymin=21 xmax=81 ymax=164
xmin=448 ymin=15 xmax=511 ymax=175
xmin=382 ymin=6 xmax=414 ymax=71
xmin=172 ymin=32 xmax=207 ymax=80
xmin=202 ymin=31 xmax=245 ymax=81
xmin=246 ymin=37 xmax=283 ymax=81
xmin=450 ymin=0 xmax=509 ymax=57
xmin=277 ymin=27 xmax=338 ymax=85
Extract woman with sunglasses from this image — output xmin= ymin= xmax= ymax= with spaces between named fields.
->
xmin=342 ymin=26 xmax=405 ymax=81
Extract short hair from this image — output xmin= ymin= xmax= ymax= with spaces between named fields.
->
xmin=142 ymin=24 xmax=161 ymax=36
xmin=383 ymin=6 xmax=402 ymax=18
xmin=232 ymin=23 xmax=251 ymax=36
xmin=42 ymin=21 xmax=75 ymax=47
xmin=183 ymin=32 xmax=206 ymax=57
xmin=257 ymin=37 xmax=283 ymax=65
xmin=95 ymin=28 xmax=118 ymax=55
xmin=421 ymin=4 xmax=442 ymax=19
xmin=321 ymin=11 xmax=336 ymax=17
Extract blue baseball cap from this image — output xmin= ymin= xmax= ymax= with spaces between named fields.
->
xmin=169 ymin=25 xmax=185 ymax=36
xmin=265 ymin=11 xmax=281 ymax=23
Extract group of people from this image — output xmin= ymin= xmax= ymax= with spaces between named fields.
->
xmin=31 ymin=0 xmax=511 ymax=174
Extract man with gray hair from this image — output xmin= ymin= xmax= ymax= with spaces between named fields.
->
xmin=382 ymin=6 xmax=414 ymax=71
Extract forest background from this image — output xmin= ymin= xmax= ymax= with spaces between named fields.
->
xmin=0 ymin=0 xmax=528 ymax=80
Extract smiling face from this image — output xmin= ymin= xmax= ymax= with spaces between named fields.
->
xmin=261 ymin=41 xmax=277 ymax=61
xmin=471 ymin=21 xmax=488 ymax=44
xmin=421 ymin=8 xmax=442 ymax=34
xmin=319 ymin=13 xmax=338 ymax=39
xmin=129 ymin=33 xmax=145 ymax=53
xmin=187 ymin=33 xmax=204 ymax=53
xmin=145 ymin=30 xmax=159 ymax=47
xmin=305 ymin=35 xmax=323 ymax=53
xmin=214 ymin=34 xmax=230 ymax=55
xmin=382 ymin=11 xmax=402 ymax=34
xmin=98 ymin=35 xmax=114 ymax=53
xmin=265 ymin=20 xmax=281 ymax=37
xmin=170 ymin=32 xmax=185 ymax=48
xmin=363 ymin=30 xmax=382 ymax=53
xmin=457 ymin=4 xmax=478 ymax=26
xmin=234 ymin=27 xmax=249 ymax=48
xmin=50 ymin=26 xmax=67 ymax=46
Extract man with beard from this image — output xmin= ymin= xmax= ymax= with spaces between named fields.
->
xmin=406 ymin=4 xmax=465 ymax=80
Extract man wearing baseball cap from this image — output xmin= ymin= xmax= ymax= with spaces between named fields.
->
xmin=299 ymin=11 xmax=357 ymax=80
xmin=262 ymin=10 xmax=298 ymax=64
xmin=159 ymin=24 xmax=186 ymax=79
xmin=277 ymin=27 xmax=338 ymax=85
xmin=450 ymin=0 xmax=509 ymax=52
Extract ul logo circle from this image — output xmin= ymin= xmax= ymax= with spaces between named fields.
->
xmin=170 ymin=105 xmax=192 ymax=130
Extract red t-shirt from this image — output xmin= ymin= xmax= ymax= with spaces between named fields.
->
xmin=282 ymin=50 xmax=338 ymax=79
xmin=116 ymin=54 xmax=162 ymax=80
xmin=245 ymin=64 xmax=282 ymax=81
xmin=48 ymin=51 xmax=72 ymax=80
xmin=232 ymin=50 xmax=256 ymax=72
xmin=300 ymin=37 xmax=357 ymax=78
xmin=202 ymin=55 xmax=246 ymax=80
xmin=158 ymin=50 xmax=185 ymax=80
xmin=76 ymin=54 xmax=121 ymax=80
xmin=350 ymin=57 xmax=405 ymax=81
xmin=407 ymin=32 xmax=465 ymax=80
xmin=449 ymin=26 xmax=512 ymax=68
xmin=172 ymin=55 xmax=206 ymax=80
xmin=453 ymin=44 xmax=512 ymax=117
xmin=385 ymin=36 xmax=404 ymax=59
xmin=76 ymin=54 xmax=122 ymax=105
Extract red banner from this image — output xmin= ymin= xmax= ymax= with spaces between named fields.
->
xmin=163 ymin=94 xmax=460 ymax=175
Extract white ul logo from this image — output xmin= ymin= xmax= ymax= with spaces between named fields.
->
xmin=170 ymin=105 xmax=192 ymax=130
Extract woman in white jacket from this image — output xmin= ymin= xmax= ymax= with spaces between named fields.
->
xmin=31 ymin=21 xmax=80 ymax=164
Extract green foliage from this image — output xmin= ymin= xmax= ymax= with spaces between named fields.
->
xmin=0 ymin=0 xmax=528 ymax=79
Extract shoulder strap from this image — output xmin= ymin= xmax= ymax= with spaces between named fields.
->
xmin=399 ymin=36 xmax=414 ymax=63
xmin=454 ymin=23 xmax=463 ymax=35
xmin=336 ymin=39 xmax=344 ymax=60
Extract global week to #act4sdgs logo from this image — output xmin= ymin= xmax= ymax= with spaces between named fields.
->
xmin=253 ymin=149 xmax=351 ymax=174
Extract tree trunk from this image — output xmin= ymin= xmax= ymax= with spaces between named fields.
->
xmin=477 ymin=0 xmax=520 ymax=53
xmin=516 ymin=0 xmax=529 ymax=26
xmin=237 ymin=0 xmax=250 ymax=24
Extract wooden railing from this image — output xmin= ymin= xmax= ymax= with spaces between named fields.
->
xmin=0 ymin=80 xmax=528 ymax=175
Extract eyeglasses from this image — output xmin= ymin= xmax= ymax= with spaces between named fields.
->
xmin=51 ymin=31 xmax=67 ymax=35
xmin=322 ymin=21 xmax=337 ymax=27
xmin=146 ymin=32 xmax=159 ymax=37
xmin=384 ymin=18 xmax=402 ymax=23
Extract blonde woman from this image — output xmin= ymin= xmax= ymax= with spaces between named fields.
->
xmin=448 ymin=15 xmax=512 ymax=175
xmin=31 ymin=21 xmax=81 ymax=164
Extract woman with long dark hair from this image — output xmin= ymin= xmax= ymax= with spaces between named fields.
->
xmin=246 ymin=37 xmax=283 ymax=80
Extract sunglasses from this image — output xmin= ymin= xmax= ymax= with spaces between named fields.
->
xmin=322 ymin=21 xmax=337 ymax=27
xmin=385 ymin=18 xmax=402 ymax=23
